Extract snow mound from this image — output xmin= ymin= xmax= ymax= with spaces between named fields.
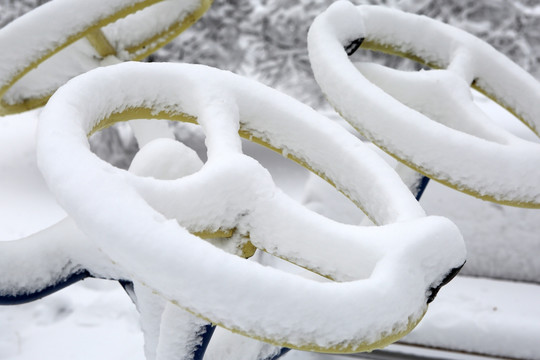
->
xmin=129 ymin=138 xmax=203 ymax=180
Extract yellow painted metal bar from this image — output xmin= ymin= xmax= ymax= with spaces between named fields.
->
xmin=85 ymin=28 xmax=117 ymax=57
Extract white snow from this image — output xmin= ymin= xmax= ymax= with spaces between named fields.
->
xmin=129 ymin=138 xmax=203 ymax=180
xmin=129 ymin=120 xmax=176 ymax=148
xmin=0 ymin=278 xmax=145 ymax=360
xmin=0 ymin=110 xmax=65 ymax=240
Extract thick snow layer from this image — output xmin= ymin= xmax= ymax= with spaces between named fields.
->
xmin=308 ymin=1 xmax=540 ymax=207
xmin=35 ymin=62 xmax=464 ymax=352
xmin=0 ymin=0 xmax=207 ymax=107
xmin=129 ymin=138 xmax=203 ymax=180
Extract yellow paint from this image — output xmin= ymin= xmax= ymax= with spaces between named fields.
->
xmin=239 ymin=240 xmax=257 ymax=259
xmin=192 ymin=228 xmax=233 ymax=239
xmin=0 ymin=95 xmax=48 ymax=116
xmin=88 ymin=107 xmax=198 ymax=135
xmin=85 ymin=29 xmax=116 ymax=57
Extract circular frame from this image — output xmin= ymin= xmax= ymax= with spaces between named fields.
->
xmin=308 ymin=2 xmax=540 ymax=207
xmin=37 ymin=62 xmax=465 ymax=353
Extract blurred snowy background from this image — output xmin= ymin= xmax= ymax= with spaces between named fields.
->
xmin=2 ymin=0 xmax=540 ymax=359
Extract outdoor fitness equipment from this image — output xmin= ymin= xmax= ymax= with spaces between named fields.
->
xmin=32 ymin=62 xmax=465 ymax=356
xmin=0 ymin=0 xmax=212 ymax=115
xmin=308 ymin=1 xmax=540 ymax=208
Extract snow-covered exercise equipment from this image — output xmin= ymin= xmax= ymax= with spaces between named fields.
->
xmin=31 ymin=62 xmax=465 ymax=355
xmin=0 ymin=0 xmax=211 ymax=115
xmin=308 ymin=1 xmax=540 ymax=208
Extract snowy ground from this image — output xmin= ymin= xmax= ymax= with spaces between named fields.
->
xmin=1 ymin=92 xmax=540 ymax=360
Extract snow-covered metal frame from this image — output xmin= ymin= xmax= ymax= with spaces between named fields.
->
xmin=309 ymin=1 xmax=540 ymax=208
xmin=7 ymin=61 xmax=464 ymax=358
xmin=0 ymin=0 xmax=212 ymax=115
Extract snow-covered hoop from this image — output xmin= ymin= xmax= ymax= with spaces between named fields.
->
xmin=37 ymin=62 xmax=465 ymax=353
xmin=0 ymin=0 xmax=211 ymax=115
xmin=308 ymin=1 xmax=540 ymax=208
